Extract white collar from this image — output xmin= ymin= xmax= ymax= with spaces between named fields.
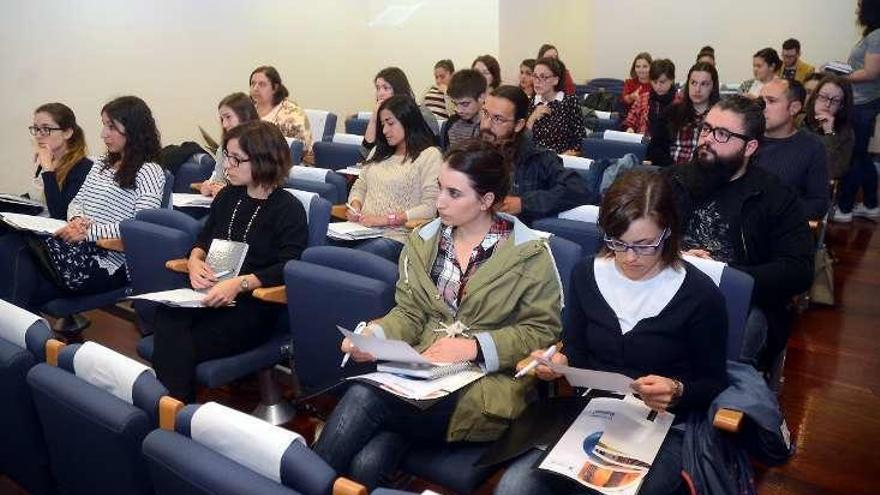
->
xmin=534 ymin=91 xmax=564 ymax=105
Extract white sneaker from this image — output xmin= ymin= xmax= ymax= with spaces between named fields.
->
xmin=833 ymin=209 xmax=853 ymax=223
xmin=852 ymin=203 xmax=880 ymax=219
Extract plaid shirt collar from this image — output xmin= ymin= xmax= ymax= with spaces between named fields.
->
xmin=431 ymin=216 xmax=513 ymax=314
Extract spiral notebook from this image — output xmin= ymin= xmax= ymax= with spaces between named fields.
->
xmin=377 ymin=360 xmax=473 ymax=380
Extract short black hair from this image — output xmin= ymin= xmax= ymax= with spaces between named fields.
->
xmin=782 ymin=38 xmax=801 ymax=52
xmin=375 ymin=67 xmax=416 ymax=99
xmin=649 ymin=59 xmax=675 ymax=81
xmin=434 ymin=59 xmax=455 ymax=73
xmin=491 ymin=85 xmax=530 ymax=122
xmin=783 ymin=79 xmax=807 ymax=105
xmin=714 ymin=94 xmax=766 ymax=139
xmin=520 ymin=58 xmax=536 ymax=71
xmin=249 ymin=66 xmax=289 ymax=106
xmin=535 ymin=57 xmax=566 ymax=92
xmin=448 ymin=69 xmax=488 ymax=100
xmin=754 ymin=47 xmax=782 ymax=71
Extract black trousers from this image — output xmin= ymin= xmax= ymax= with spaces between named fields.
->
xmin=151 ymin=296 xmax=281 ymax=401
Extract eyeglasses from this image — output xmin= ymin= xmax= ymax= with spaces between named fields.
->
xmin=480 ymin=108 xmax=515 ymax=125
xmin=223 ymin=149 xmax=251 ymax=168
xmin=698 ymin=123 xmax=752 ymax=144
xmin=816 ymin=93 xmax=843 ymax=106
xmin=603 ymin=228 xmax=669 ymax=256
xmin=532 ymin=73 xmax=558 ymax=82
xmin=28 ymin=125 xmax=63 ymax=137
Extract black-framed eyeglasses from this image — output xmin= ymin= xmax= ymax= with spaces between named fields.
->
xmin=816 ymin=93 xmax=843 ymax=106
xmin=480 ymin=108 xmax=515 ymax=125
xmin=28 ymin=125 xmax=63 ymax=137
xmin=603 ymin=228 xmax=669 ymax=256
xmin=223 ymin=149 xmax=251 ymax=168
xmin=698 ymin=123 xmax=752 ymax=144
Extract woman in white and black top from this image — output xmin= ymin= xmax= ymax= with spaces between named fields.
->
xmin=497 ymin=169 xmax=728 ymax=495
xmin=0 ymin=96 xmax=165 ymax=314
xmin=152 ymin=120 xmax=308 ymax=402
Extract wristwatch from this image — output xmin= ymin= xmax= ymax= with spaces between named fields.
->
xmin=239 ymin=276 xmax=250 ymax=292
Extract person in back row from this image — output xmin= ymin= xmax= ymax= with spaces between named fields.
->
xmin=519 ymin=58 xmax=536 ymax=98
xmin=472 ymin=54 xmax=501 ymax=91
xmin=199 ymin=92 xmax=260 ymax=197
xmin=621 ymin=52 xmax=653 ymax=112
xmin=441 ymin=69 xmax=488 ymax=150
xmin=315 ymin=140 xmax=563 ymax=490
xmin=362 ymin=67 xmax=439 ymax=156
xmin=669 ymin=94 xmax=813 ymax=368
xmin=15 ymin=103 xmax=92 ymax=219
xmin=249 ymin=65 xmax=312 ymax=151
xmin=480 ymin=85 xmax=590 ymax=223
xmin=753 ymin=79 xmax=829 ymax=220
xmin=346 ymin=95 xmax=443 ymax=261
xmin=537 ymin=43 xmax=576 ymax=95
xmin=740 ymin=48 xmax=781 ymax=98
xmin=623 ymin=58 xmax=678 ymax=137
xmin=526 ymin=57 xmax=586 ymax=154
xmin=422 ymin=59 xmax=455 ymax=120
xmin=779 ymin=38 xmax=815 ymax=83
xmin=647 ymin=62 xmax=720 ymax=166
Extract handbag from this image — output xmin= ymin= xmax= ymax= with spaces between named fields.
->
xmin=31 ymin=236 xmax=107 ymax=292
xmin=809 ymin=246 xmax=834 ymax=306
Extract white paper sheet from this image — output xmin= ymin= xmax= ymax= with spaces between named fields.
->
xmin=327 ymin=222 xmax=384 ymax=240
xmin=129 ymin=288 xmax=207 ymax=308
xmin=0 ymin=212 xmax=66 ymax=234
xmin=558 ymin=205 xmax=600 ymax=223
xmin=172 ymin=193 xmax=213 ymax=208
xmin=550 ymin=363 xmax=635 ymax=394
xmin=0 ymin=193 xmax=44 ymax=208
xmin=349 ymin=368 xmax=486 ymax=400
xmin=560 ymin=154 xmax=594 ymax=171
xmin=338 ymin=326 xmax=430 ymax=364
xmin=593 ymin=110 xmax=612 ymax=119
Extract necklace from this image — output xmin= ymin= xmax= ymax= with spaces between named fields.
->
xmin=227 ymin=198 xmax=262 ymax=242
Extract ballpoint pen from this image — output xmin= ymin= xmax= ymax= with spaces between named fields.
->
xmin=514 ymin=344 xmax=557 ymax=379
xmin=340 ymin=321 xmax=367 ymax=367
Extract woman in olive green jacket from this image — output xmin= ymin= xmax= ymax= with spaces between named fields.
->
xmin=314 ymin=141 xmax=563 ymax=488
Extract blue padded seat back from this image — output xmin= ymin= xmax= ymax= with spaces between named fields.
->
xmin=532 ymin=218 xmax=603 ymax=256
xmin=718 ymin=266 xmax=755 ymax=361
xmin=313 ymin=141 xmax=362 ymax=171
xmin=173 ymin=153 xmax=216 ymax=193
xmin=581 ymin=137 xmax=647 ymax=162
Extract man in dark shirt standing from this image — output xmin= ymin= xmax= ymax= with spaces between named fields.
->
xmin=479 ymin=85 xmax=590 ymax=224
xmin=754 ymin=79 xmax=830 ymax=220
xmin=669 ymin=94 xmax=814 ymax=369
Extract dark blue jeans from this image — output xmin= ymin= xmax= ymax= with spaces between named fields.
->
xmin=312 ymin=383 xmax=457 ymax=488
xmin=327 ymin=237 xmax=404 ymax=263
xmin=838 ymin=98 xmax=880 ymax=212
xmin=494 ymin=428 xmax=687 ymax=495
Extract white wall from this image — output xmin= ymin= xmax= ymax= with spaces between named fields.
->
xmin=0 ymin=0 xmax=499 ymax=193
xmin=0 ymin=0 xmax=862 ymax=194
xmin=588 ymin=0 xmax=860 ymax=85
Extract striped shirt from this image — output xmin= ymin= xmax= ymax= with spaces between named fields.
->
xmin=422 ymin=85 xmax=451 ymax=120
xmin=67 ymin=161 xmax=165 ymax=272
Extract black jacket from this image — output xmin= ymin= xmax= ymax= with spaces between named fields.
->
xmin=668 ymin=163 xmax=814 ymax=309
xmin=512 ymin=131 xmax=590 ymax=224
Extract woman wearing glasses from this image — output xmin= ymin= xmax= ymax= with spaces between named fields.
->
xmin=152 ymin=120 xmax=308 ymax=401
xmin=14 ymin=103 xmax=92 ymax=219
xmin=802 ymin=75 xmax=855 ymax=180
xmin=525 ymin=57 xmax=585 ymax=155
xmin=497 ymin=169 xmax=728 ymax=495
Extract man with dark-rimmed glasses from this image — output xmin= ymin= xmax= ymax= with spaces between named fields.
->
xmin=668 ymin=94 xmax=814 ymax=370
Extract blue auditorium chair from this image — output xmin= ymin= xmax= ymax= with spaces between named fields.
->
xmin=313 ymin=141 xmax=363 ymax=172
xmin=27 ymin=341 xmax=178 ymax=495
xmin=286 ymin=138 xmax=305 ymax=165
xmin=173 ymin=153 xmax=216 ymax=193
xmin=344 ymin=116 xmax=370 ymax=136
xmin=0 ymin=301 xmax=58 ymax=495
xmin=283 ymin=246 xmax=398 ymax=395
xmin=305 ymin=109 xmax=339 ymax=143
xmin=286 ymin=165 xmax=348 ymax=204
xmin=581 ymin=136 xmax=647 ymax=162
xmin=142 ymin=401 xmax=368 ymax=495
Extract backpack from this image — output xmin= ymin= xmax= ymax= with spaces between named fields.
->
xmin=582 ymin=90 xmax=615 ymax=112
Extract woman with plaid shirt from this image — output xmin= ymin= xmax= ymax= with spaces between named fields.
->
xmin=315 ymin=140 xmax=564 ymax=489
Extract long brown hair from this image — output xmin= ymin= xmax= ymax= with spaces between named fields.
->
xmin=598 ymin=168 xmax=681 ymax=267
xmin=101 ymin=96 xmax=162 ymax=189
xmin=804 ymin=75 xmax=853 ymax=134
xmin=218 ymin=92 xmax=259 ymax=141
xmin=34 ymin=103 xmax=87 ymax=187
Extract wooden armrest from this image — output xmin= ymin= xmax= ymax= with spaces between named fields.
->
xmin=190 ymin=182 xmax=202 ymax=192
xmin=96 ymin=238 xmax=125 ymax=252
xmin=331 ymin=204 xmax=348 ymax=220
xmin=166 ymin=259 xmax=189 ymax=273
xmin=252 ymin=286 xmax=287 ymax=304
xmin=405 ymin=218 xmax=429 ymax=230
xmin=332 ymin=477 xmax=367 ymax=495
xmin=159 ymin=396 xmax=184 ymax=431
xmin=713 ymin=408 xmax=744 ymax=433
xmin=45 ymin=339 xmax=66 ymax=367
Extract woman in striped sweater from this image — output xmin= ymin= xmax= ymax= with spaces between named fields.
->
xmin=0 ymin=96 xmax=165 ymax=314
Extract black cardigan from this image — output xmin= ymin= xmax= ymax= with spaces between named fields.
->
xmin=563 ymin=256 xmax=729 ymax=413
xmin=39 ymin=157 xmax=92 ymax=219
xmin=195 ymin=186 xmax=308 ymax=287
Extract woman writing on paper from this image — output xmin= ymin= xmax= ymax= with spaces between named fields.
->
xmin=152 ymin=120 xmax=308 ymax=402
xmin=344 ymin=95 xmax=443 ymax=261
xmin=0 ymin=96 xmax=165 ymax=315
xmin=496 ymin=169 xmax=728 ymax=495
xmin=12 ymin=103 xmax=92 ymax=219
xmin=315 ymin=140 xmax=563 ymax=489
xmin=198 ymin=92 xmax=260 ymax=197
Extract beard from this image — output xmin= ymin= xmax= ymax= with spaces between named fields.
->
xmin=689 ymin=144 xmax=746 ymax=200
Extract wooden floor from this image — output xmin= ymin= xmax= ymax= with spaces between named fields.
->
xmin=2 ymin=219 xmax=877 ymax=495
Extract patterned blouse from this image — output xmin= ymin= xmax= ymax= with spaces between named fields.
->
xmin=430 ymin=216 xmax=513 ymax=314
xmin=529 ymin=92 xmax=586 ymax=154
xmin=262 ymin=99 xmax=313 ymax=151
xmin=669 ymin=110 xmax=708 ymax=164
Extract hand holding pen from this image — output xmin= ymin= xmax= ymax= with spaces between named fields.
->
xmin=515 ymin=344 xmax=559 ymax=379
